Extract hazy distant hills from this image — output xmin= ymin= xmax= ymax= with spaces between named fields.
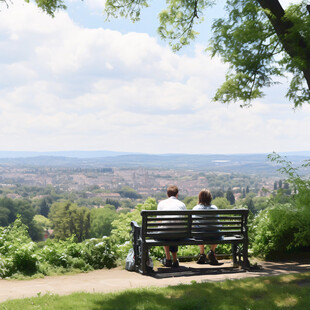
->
xmin=0 ymin=150 xmax=134 ymax=159
xmin=0 ymin=151 xmax=309 ymax=174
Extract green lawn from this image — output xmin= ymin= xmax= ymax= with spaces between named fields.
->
xmin=1 ymin=272 xmax=310 ymax=310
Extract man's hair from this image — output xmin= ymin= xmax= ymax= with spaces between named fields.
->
xmin=167 ymin=185 xmax=179 ymax=197
xmin=198 ymin=189 xmax=212 ymax=205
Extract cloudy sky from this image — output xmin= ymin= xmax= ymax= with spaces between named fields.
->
xmin=0 ymin=0 xmax=309 ymax=154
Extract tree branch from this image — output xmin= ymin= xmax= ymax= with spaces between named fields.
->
xmin=257 ymin=0 xmax=310 ymax=91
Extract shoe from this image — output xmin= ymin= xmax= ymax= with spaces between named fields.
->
xmin=172 ymin=260 xmax=179 ymax=268
xmin=197 ymin=253 xmax=208 ymax=264
xmin=162 ymin=258 xmax=172 ymax=267
xmin=207 ymin=250 xmax=220 ymax=265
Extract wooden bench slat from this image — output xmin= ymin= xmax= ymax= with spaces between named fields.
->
xmin=192 ymin=220 xmax=242 ymax=224
xmin=146 ymin=233 xmax=190 ymax=239
xmin=142 ymin=210 xmax=247 ymax=215
xmin=148 ymin=217 xmax=187 ymax=222
xmin=145 ymin=235 xmax=245 ymax=246
xmin=146 ymin=227 xmax=189 ymax=232
xmin=147 ymin=222 xmax=188 ymax=227
xmin=193 ymin=216 xmax=242 ymax=220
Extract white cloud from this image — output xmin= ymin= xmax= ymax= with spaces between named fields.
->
xmin=0 ymin=1 xmax=309 ymax=154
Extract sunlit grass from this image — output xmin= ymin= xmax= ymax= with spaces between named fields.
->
xmin=274 ymin=295 xmax=298 ymax=307
xmin=1 ymin=272 xmax=309 ymax=310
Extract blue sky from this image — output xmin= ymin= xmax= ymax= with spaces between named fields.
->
xmin=0 ymin=0 xmax=309 ymax=154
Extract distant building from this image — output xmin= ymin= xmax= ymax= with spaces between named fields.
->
xmin=44 ymin=229 xmax=54 ymax=241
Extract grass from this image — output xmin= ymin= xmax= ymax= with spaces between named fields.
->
xmin=1 ymin=272 xmax=309 ymax=310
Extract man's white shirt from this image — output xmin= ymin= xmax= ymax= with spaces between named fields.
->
xmin=157 ymin=196 xmax=186 ymax=211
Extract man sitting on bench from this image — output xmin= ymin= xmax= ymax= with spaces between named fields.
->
xmin=157 ymin=185 xmax=186 ymax=268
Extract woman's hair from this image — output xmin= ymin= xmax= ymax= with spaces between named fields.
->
xmin=198 ymin=189 xmax=212 ymax=205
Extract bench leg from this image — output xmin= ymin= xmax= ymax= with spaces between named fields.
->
xmin=232 ymin=244 xmax=238 ymax=268
xmin=140 ymin=244 xmax=148 ymax=275
xmin=232 ymin=243 xmax=250 ymax=269
xmin=131 ymin=224 xmax=141 ymax=272
xmin=242 ymin=241 xmax=251 ymax=269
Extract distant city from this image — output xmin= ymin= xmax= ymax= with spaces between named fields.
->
xmin=0 ymin=151 xmax=309 ymax=202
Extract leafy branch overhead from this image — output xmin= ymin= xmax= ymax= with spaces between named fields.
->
xmin=8 ymin=0 xmax=310 ymax=107
xmin=105 ymin=0 xmax=310 ymax=107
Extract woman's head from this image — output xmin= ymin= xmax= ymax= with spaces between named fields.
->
xmin=198 ymin=189 xmax=212 ymax=205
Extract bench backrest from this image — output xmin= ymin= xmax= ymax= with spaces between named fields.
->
xmin=140 ymin=209 xmax=249 ymax=241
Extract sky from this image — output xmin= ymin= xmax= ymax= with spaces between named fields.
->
xmin=0 ymin=0 xmax=309 ymax=155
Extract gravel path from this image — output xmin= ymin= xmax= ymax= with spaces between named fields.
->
xmin=0 ymin=260 xmax=309 ymax=303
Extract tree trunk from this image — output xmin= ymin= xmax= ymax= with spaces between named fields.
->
xmin=258 ymin=0 xmax=310 ymax=91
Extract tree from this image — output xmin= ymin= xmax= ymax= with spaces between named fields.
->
xmin=226 ymin=188 xmax=235 ymax=205
xmin=33 ymin=214 xmax=52 ymax=230
xmin=279 ymin=179 xmax=283 ymax=188
xmin=117 ymin=186 xmax=142 ymax=199
xmin=39 ymin=198 xmax=51 ymax=217
xmin=103 ymin=0 xmax=310 ymax=107
xmin=212 ymin=197 xmax=231 ymax=209
xmin=183 ymin=196 xmax=197 ymax=209
xmin=90 ymin=207 xmax=118 ymax=238
xmin=0 ymin=197 xmax=14 ymax=226
xmin=106 ymin=199 xmax=121 ymax=209
xmin=211 ymin=189 xmax=224 ymax=199
xmin=49 ymin=201 xmax=90 ymax=242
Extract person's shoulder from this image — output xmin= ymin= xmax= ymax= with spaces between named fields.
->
xmin=193 ymin=204 xmax=217 ymax=210
xmin=157 ymin=198 xmax=168 ymax=210
xmin=192 ymin=204 xmax=203 ymax=210
xmin=175 ymin=199 xmax=186 ymax=209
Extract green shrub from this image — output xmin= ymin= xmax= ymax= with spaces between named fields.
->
xmin=0 ymin=218 xmax=118 ymax=278
xmin=38 ymin=243 xmax=70 ymax=268
xmin=251 ymin=203 xmax=310 ymax=257
xmin=81 ymin=237 xmax=117 ymax=269
xmin=12 ymin=243 xmax=38 ymax=274
xmin=251 ymin=153 xmax=310 ymax=258
xmin=0 ymin=256 xmax=14 ymax=278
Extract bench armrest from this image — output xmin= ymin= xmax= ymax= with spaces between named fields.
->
xmin=131 ymin=221 xmax=140 ymax=229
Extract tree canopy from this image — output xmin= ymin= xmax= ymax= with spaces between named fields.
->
xmin=103 ymin=0 xmax=310 ymax=107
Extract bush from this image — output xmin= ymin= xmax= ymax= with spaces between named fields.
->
xmin=0 ymin=256 xmax=14 ymax=278
xmin=12 ymin=243 xmax=38 ymax=274
xmin=0 ymin=218 xmax=118 ymax=278
xmin=80 ymin=238 xmax=117 ymax=269
xmin=251 ymin=203 xmax=310 ymax=258
xmin=251 ymin=153 xmax=310 ymax=258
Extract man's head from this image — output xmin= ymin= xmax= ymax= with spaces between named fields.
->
xmin=167 ymin=185 xmax=179 ymax=197
xmin=198 ymin=189 xmax=212 ymax=205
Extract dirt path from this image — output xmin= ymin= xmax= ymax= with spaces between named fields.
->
xmin=0 ymin=260 xmax=309 ymax=303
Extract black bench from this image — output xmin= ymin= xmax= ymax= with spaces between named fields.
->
xmin=131 ymin=209 xmax=250 ymax=274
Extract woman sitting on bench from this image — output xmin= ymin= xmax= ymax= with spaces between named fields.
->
xmin=193 ymin=189 xmax=221 ymax=265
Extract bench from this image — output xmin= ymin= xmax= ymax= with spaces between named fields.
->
xmin=131 ymin=209 xmax=250 ymax=274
